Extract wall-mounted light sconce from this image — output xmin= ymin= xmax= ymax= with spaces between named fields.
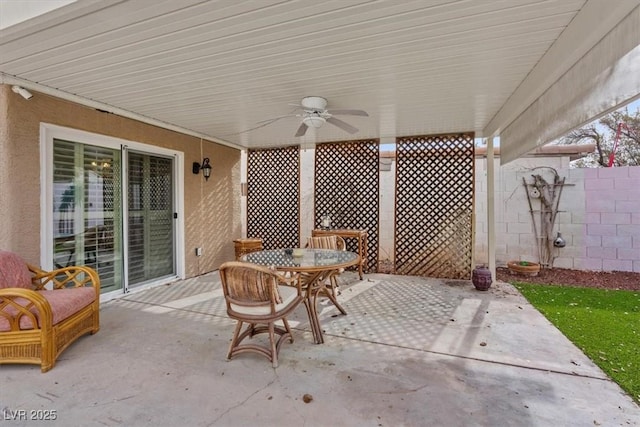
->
xmin=11 ymin=85 xmax=33 ymax=100
xmin=192 ymin=158 xmax=212 ymax=180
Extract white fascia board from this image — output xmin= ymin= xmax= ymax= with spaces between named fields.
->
xmin=483 ymin=0 xmax=640 ymax=138
xmin=499 ymin=5 xmax=640 ymax=164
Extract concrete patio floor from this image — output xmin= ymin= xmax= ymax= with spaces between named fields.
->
xmin=2 ymin=272 xmax=639 ymax=426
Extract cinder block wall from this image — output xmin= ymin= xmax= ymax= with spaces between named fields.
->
xmin=476 ymin=159 xmax=640 ymax=273
xmin=581 ymin=167 xmax=640 ymax=272
xmin=475 ymin=156 xmax=570 ymax=267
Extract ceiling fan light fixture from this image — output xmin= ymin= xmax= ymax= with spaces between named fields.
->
xmin=301 ymin=96 xmax=327 ymax=110
xmin=303 ymin=115 xmax=326 ymax=128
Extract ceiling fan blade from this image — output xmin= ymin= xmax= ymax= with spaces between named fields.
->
xmin=327 ymin=109 xmax=369 ymax=117
xmin=326 ymin=117 xmax=358 ymax=134
xmin=295 ymin=122 xmax=308 ymax=137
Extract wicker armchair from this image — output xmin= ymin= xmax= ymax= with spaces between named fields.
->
xmin=219 ymin=261 xmax=302 ymax=368
xmin=306 ymin=235 xmax=348 ymax=315
xmin=0 ymin=250 xmax=100 ymax=372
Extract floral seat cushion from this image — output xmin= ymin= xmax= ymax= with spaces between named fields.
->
xmin=0 ymin=250 xmax=32 ymax=289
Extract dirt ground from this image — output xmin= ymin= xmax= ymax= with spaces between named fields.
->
xmin=496 ymin=267 xmax=640 ymax=291
xmin=377 ymin=260 xmax=640 ymax=291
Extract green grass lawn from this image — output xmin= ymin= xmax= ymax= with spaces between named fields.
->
xmin=513 ymin=283 xmax=640 ymax=405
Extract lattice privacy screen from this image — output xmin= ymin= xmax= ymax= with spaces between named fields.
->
xmin=314 ymin=139 xmax=379 ymax=272
xmin=247 ymin=147 xmax=299 ymax=249
xmin=395 ymin=134 xmax=474 ymax=279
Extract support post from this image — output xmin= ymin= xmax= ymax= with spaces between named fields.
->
xmin=486 ymin=136 xmax=496 ymax=280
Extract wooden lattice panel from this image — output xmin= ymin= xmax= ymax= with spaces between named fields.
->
xmin=247 ymin=147 xmax=299 ymax=249
xmin=395 ymin=133 xmax=474 ymax=279
xmin=314 ymin=139 xmax=379 ymax=272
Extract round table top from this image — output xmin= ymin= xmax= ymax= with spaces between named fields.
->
xmin=242 ymin=248 xmax=359 ymax=272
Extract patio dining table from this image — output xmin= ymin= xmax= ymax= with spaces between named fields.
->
xmin=242 ymin=248 xmax=360 ymax=344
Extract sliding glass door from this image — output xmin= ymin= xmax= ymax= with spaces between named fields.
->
xmin=48 ymin=131 xmax=179 ymax=295
xmin=126 ymin=151 xmax=175 ymax=287
xmin=53 ymin=140 xmax=123 ymax=293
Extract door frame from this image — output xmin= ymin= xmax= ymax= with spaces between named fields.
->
xmin=39 ymin=123 xmax=185 ymax=301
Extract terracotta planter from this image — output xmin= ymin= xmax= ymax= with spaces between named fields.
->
xmin=507 ymin=261 xmax=540 ymax=277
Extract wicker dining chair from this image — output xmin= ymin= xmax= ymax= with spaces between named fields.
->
xmin=305 ymin=235 xmax=347 ymax=315
xmin=219 ymin=261 xmax=303 ymax=368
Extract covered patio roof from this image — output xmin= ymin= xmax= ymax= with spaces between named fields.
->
xmin=1 ymin=0 xmax=639 ymax=160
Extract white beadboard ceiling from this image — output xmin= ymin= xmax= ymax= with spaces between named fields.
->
xmin=0 ymin=0 xmax=637 ymax=150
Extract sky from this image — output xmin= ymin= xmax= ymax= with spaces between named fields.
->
xmin=0 ymin=0 xmax=75 ymax=30
xmin=619 ymin=97 xmax=640 ymax=114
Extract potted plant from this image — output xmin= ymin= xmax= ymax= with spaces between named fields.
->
xmin=507 ymin=260 xmax=541 ymax=276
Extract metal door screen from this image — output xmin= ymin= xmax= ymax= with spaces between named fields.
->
xmin=395 ymin=133 xmax=474 ymax=279
xmin=247 ymin=146 xmax=299 ymax=249
xmin=314 ymin=139 xmax=379 ymax=272
xmin=127 ymin=152 xmax=174 ymax=285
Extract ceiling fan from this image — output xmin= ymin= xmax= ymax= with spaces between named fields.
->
xmin=255 ymin=96 xmax=369 ymax=137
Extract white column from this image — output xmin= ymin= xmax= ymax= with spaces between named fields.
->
xmin=240 ymin=150 xmax=247 ymax=237
xmin=486 ymin=136 xmax=496 ymax=279
xmin=299 ymin=147 xmax=315 ymax=242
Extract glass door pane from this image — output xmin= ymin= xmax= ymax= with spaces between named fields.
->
xmin=52 ymin=140 xmax=123 ymax=293
xmin=127 ymin=151 xmax=175 ymax=286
